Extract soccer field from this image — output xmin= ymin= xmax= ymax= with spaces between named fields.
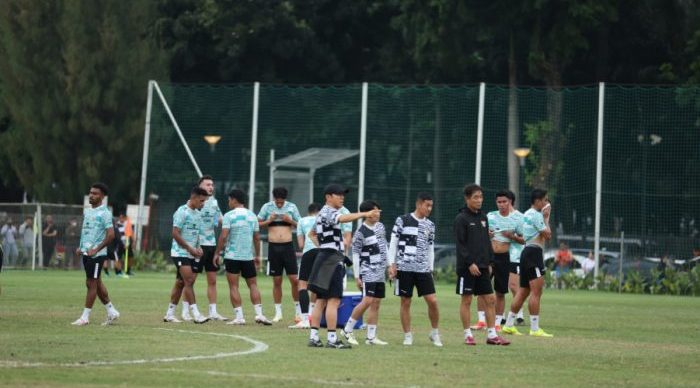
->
xmin=0 ymin=271 xmax=698 ymax=387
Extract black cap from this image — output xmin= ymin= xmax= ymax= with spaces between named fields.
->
xmin=324 ymin=183 xmax=349 ymax=195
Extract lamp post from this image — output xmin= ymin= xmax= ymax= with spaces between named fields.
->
xmin=203 ymin=135 xmax=222 ymax=152
xmin=513 ymin=147 xmax=531 ymax=210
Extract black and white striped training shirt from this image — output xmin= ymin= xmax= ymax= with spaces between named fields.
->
xmin=388 ymin=213 xmax=435 ymax=273
xmin=315 ymin=205 xmax=344 ymax=252
xmin=351 ymin=222 xmax=388 ymax=283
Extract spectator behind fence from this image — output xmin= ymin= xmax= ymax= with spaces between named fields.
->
xmin=42 ymin=215 xmax=58 ymax=268
xmin=1 ymin=218 xmax=19 ymax=266
xmin=554 ymin=242 xmax=573 ymax=288
xmin=582 ymin=251 xmax=596 ymax=276
xmin=19 ymin=217 xmax=34 ymax=264
xmin=64 ymin=218 xmax=80 ymax=269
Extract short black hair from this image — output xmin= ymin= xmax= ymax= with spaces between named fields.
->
xmin=531 ymin=188 xmax=548 ymax=204
xmin=463 ymin=184 xmax=482 ymax=198
xmin=191 ymin=186 xmax=208 ymax=196
xmin=496 ymin=189 xmax=516 ymax=205
xmin=272 ymin=187 xmax=288 ymax=199
xmin=359 ymin=200 xmax=380 ymax=213
xmin=416 ymin=192 xmax=433 ymax=202
xmin=228 ymin=189 xmax=247 ymax=205
xmin=307 ymin=203 xmax=321 ymax=214
xmin=91 ymin=182 xmax=109 ymax=195
xmin=198 ymin=175 xmax=214 ymax=185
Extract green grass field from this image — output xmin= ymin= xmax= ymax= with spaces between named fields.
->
xmin=1 ymin=270 xmax=699 ymax=387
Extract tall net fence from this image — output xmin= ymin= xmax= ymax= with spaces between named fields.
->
xmin=142 ymin=82 xmax=700 ymax=267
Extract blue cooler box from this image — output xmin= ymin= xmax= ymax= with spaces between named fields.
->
xmin=320 ymin=291 xmax=363 ymax=329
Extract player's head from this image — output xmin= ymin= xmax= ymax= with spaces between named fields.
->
xmin=324 ymin=184 xmax=348 ymax=209
xmin=415 ymin=192 xmax=433 ymax=218
xmin=495 ymin=189 xmax=514 ymax=212
xmin=89 ymin=182 xmax=109 ymax=206
xmin=463 ymin=184 xmax=483 ymax=211
xmin=531 ymin=188 xmax=549 ymax=210
xmin=198 ymin=175 xmax=215 ymax=196
xmin=359 ymin=200 xmax=381 ymax=222
xmin=693 ymin=247 xmax=700 ymax=257
xmin=272 ymin=187 xmax=288 ymax=207
xmin=228 ymin=189 xmax=247 ymax=208
xmin=190 ymin=186 xmax=209 ymax=210
xmin=307 ymin=203 xmax=321 ymax=215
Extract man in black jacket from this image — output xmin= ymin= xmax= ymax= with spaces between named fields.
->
xmin=454 ymin=184 xmax=510 ymax=346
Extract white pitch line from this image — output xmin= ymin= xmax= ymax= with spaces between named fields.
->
xmin=0 ymin=328 xmax=268 ymax=368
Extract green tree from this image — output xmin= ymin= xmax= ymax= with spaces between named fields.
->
xmin=0 ymin=0 xmax=167 ymax=203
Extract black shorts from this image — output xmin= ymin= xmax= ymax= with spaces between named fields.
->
xmin=509 ymin=262 xmax=520 ymax=275
xmin=298 ymin=248 xmax=318 ymax=282
xmin=492 ymin=252 xmax=510 ymax=294
xmin=106 ymin=249 xmax=118 ymax=261
xmin=200 ymin=246 xmax=219 ymax=272
xmin=314 ymin=263 xmax=345 ymax=300
xmin=456 ymin=268 xmax=493 ymax=296
xmin=117 ymin=246 xmax=134 ymax=261
xmin=362 ymin=281 xmax=385 ymax=299
xmin=520 ymin=246 xmax=546 ymax=288
xmin=172 ymin=256 xmax=200 ymax=280
xmin=394 ymin=271 xmax=435 ymax=298
xmin=224 ymin=259 xmax=257 ymax=279
xmin=83 ymin=255 xmax=107 ymax=279
xmin=267 ymin=242 xmax=298 ymax=276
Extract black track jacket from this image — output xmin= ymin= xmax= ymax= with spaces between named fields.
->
xmin=454 ymin=206 xmax=494 ymax=273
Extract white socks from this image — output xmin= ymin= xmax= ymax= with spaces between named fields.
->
xmin=344 ymin=317 xmax=357 ymax=333
xmin=505 ymin=311 xmax=516 ymax=327
xmin=517 ymin=308 xmax=524 ymax=319
xmin=275 ymin=304 xmax=283 ymax=315
xmin=530 ymin=315 xmax=540 ymax=331
xmin=477 ymin=311 xmax=486 ymax=323
xmin=294 ymin=302 xmax=301 ymax=317
xmin=310 ymin=328 xmax=319 ymax=341
xmin=81 ymin=308 xmax=91 ymax=321
xmin=430 ymin=328 xmax=439 ymax=337
xmin=496 ymin=314 xmax=503 ymax=325
xmin=234 ymin=307 xmax=244 ymax=320
xmin=464 ymin=328 xmax=473 ymax=339
xmin=327 ymin=331 xmax=337 ymax=343
xmin=254 ymin=304 xmax=263 ymax=317
xmin=104 ymin=302 xmax=117 ymax=315
xmin=191 ymin=304 xmax=203 ymax=319
xmin=209 ymin=304 xmax=218 ymax=316
xmin=166 ymin=303 xmax=177 ymax=317
xmin=367 ymin=324 xmax=377 ymax=340
xmin=487 ymin=328 xmax=497 ymax=339
xmin=182 ymin=301 xmax=191 ymax=315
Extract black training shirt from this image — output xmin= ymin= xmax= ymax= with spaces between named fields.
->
xmin=454 ymin=206 xmax=494 ymax=272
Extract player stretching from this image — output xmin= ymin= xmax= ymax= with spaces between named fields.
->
xmin=214 ymin=189 xmax=272 ymax=325
xmin=502 ymin=189 xmax=553 ymax=337
xmin=341 ymin=200 xmax=389 ymax=346
xmin=388 ymin=192 xmax=442 ymax=347
xmin=72 ymin=183 xmax=120 ymax=326
xmin=163 ymin=186 xmax=209 ymax=324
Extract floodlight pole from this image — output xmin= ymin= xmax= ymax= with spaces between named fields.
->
xmin=309 ymin=168 xmax=316 ymax=204
xmin=249 ymin=82 xmax=260 ymax=210
xmin=475 ymin=82 xmax=485 ymax=184
xmin=358 ymin=82 xmax=368 ymax=206
xmin=136 ymin=80 xmax=154 ymax=252
xmin=594 ymin=82 xmax=605 ymax=284
xmin=269 ymin=149 xmax=275 ymax=202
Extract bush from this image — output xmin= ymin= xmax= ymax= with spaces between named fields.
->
xmin=129 ymin=250 xmax=168 ymax=272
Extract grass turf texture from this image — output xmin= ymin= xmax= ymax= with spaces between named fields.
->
xmin=0 ymin=271 xmax=698 ymax=387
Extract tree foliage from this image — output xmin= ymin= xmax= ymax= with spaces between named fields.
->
xmin=0 ymin=0 xmax=167 ymax=203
